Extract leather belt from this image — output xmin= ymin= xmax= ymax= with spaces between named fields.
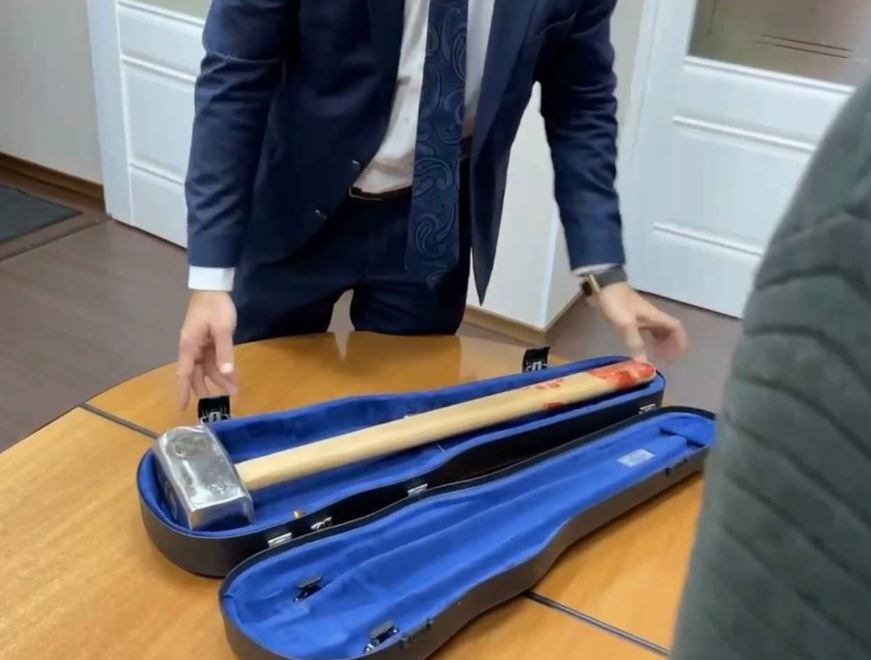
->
xmin=348 ymin=186 xmax=411 ymax=202
xmin=349 ymin=137 xmax=472 ymax=202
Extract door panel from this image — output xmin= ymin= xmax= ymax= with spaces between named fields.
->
xmin=124 ymin=64 xmax=195 ymax=182
xmin=625 ymin=0 xmax=864 ymax=317
xmin=676 ymin=60 xmax=847 ymax=145
xmin=129 ymin=167 xmax=188 ymax=247
xmin=663 ymin=122 xmax=810 ymax=249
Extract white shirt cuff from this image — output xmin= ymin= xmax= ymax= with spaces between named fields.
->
xmin=572 ymin=263 xmax=617 ymax=277
xmin=188 ymin=266 xmax=236 ymax=291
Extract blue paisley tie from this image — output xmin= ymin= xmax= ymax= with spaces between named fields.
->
xmin=406 ymin=0 xmax=468 ymax=284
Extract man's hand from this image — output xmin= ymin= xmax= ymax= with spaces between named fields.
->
xmin=596 ymin=283 xmax=688 ymax=362
xmin=178 ymin=291 xmax=239 ymax=409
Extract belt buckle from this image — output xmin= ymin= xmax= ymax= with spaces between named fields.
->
xmin=348 ymin=187 xmax=371 ymax=200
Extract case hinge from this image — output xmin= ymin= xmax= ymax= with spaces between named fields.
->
xmin=400 ymin=619 xmax=434 ymax=649
xmin=364 ymin=621 xmax=399 ymax=654
xmin=310 ymin=516 xmax=333 ymax=532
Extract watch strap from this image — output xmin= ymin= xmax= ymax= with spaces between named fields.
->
xmin=581 ymin=266 xmax=627 ymax=297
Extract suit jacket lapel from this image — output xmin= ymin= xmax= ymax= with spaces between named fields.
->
xmin=368 ymin=0 xmax=405 ymax=84
xmin=474 ymin=0 xmax=542 ymax=158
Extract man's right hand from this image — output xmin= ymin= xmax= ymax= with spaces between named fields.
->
xmin=178 ymin=291 xmax=239 ymax=409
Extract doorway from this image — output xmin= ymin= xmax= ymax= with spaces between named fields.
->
xmin=623 ymin=0 xmax=871 ymax=317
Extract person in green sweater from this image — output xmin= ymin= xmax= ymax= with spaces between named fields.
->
xmin=670 ymin=75 xmax=871 ymax=659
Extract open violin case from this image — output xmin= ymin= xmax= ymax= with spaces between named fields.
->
xmin=137 ymin=353 xmax=716 ymax=659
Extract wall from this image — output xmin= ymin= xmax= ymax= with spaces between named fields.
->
xmin=0 ymin=0 xmax=102 ymax=183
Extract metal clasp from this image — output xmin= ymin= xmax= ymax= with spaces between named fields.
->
xmin=364 ymin=621 xmax=399 ymax=654
xmin=267 ymin=531 xmax=294 ymax=548
xmin=294 ymin=575 xmax=323 ymax=602
xmin=407 ymin=483 xmax=428 ymax=497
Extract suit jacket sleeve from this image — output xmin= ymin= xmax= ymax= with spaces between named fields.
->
xmin=185 ymin=0 xmax=293 ymax=268
xmin=539 ymin=0 xmax=624 ymax=270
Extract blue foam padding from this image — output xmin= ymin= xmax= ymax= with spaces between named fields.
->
xmin=221 ymin=411 xmax=715 ymax=659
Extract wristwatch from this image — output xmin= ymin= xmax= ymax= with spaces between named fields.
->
xmin=580 ymin=265 xmax=627 ymax=299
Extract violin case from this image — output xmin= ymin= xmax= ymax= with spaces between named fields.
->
xmin=136 ymin=353 xmax=716 ymax=659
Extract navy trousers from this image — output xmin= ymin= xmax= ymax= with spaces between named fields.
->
xmin=232 ymin=181 xmax=471 ymax=344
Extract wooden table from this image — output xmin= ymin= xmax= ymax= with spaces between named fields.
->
xmin=0 ymin=333 xmax=703 ymax=659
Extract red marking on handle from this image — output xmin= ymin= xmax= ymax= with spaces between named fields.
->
xmin=532 ymin=378 xmax=565 ymax=391
xmin=589 ymin=361 xmax=656 ymax=389
xmin=543 ymin=401 xmax=566 ymax=411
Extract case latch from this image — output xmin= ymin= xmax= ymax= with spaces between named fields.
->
xmin=198 ymin=395 xmax=231 ymax=424
xmin=266 ymin=530 xmax=294 ymax=548
xmin=364 ymin=621 xmax=399 ymax=654
xmin=522 ymin=346 xmax=550 ymax=372
xmin=407 ymin=482 xmax=428 ymax=497
xmin=294 ymin=575 xmax=323 ymax=601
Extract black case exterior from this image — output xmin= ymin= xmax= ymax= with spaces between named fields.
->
xmin=138 ymin=387 xmax=664 ymax=577
xmin=219 ymin=407 xmax=713 ymax=660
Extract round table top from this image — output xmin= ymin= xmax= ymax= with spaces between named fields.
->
xmin=0 ymin=332 xmax=702 ymax=659
xmin=88 ymin=332 xmax=548 ymax=435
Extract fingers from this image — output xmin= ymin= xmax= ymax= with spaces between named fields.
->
xmin=177 ymin=333 xmax=199 ymax=410
xmin=212 ymin=321 xmax=237 ymax=386
xmin=177 ymin=353 xmax=194 ymax=410
xmin=178 ymin=291 xmax=239 ymax=409
xmin=192 ymin=363 xmax=210 ymax=400
xmin=620 ymin=321 xmax=649 ymax=363
xmin=640 ymin=306 xmax=689 ymax=359
xmin=203 ymin=357 xmax=238 ymax=397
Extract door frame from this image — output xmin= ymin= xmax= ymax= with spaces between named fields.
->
xmin=86 ymin=0 xmax=133 ymax=223
xmin=615 ymin=0 xmax=673 ymax=290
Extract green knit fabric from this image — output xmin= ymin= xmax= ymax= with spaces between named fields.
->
xmin=670 ymin=76 xmax=871 ymax=660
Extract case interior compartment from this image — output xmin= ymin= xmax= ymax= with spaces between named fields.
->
xmin=220 ymin=409 xmax=715 ymax=660
xmin=139 ymin=356 xmax=664 ymax=540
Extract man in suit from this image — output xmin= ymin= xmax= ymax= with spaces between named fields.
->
xmin=177 ymin=0 xmax=688 ymax=406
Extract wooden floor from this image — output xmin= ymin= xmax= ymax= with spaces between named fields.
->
xmin=0 ymin=170 xmax=741 ymax=448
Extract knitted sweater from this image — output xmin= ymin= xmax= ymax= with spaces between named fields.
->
xmin=670 ymin=76 xmax=871 ymax=660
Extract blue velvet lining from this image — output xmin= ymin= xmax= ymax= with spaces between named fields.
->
xmin=138 ymin=356 xmax=664 ymax=537
xmin=221 ymin=412 xmax=715 ymax=659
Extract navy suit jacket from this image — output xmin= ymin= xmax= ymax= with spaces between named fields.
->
xmin=185 ymin=0 xmax=624 ymax=299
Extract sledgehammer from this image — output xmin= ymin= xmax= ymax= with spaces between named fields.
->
xmin=153 ymin=360 xmax=656 ymax=530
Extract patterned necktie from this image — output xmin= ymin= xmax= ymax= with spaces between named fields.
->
xmin=406 ymin=0 xmax=468 ymax=284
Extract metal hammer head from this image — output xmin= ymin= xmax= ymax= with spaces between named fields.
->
xmin=153 ymin=425 xmax=254 ymax=530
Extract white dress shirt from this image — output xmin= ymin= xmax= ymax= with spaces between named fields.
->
xmin=189 ymin=0 xmax=612 ymax=292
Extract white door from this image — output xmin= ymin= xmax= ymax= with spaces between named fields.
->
xmin=623 ymin=0 xmax=870 ymax=317
xmin=88 ymin=0 xmax=204 ymax=248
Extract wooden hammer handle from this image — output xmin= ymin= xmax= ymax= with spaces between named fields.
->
xmin=235 ymin=360 xmax=656 ymax=491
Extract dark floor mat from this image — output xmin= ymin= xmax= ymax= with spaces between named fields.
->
xmin=0 ymin=185 xmax=78 ymax=243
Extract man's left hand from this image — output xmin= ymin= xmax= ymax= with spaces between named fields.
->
xmin=595 ymin=282 xmax=689 ymax=362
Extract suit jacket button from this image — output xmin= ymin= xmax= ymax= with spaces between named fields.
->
xmin=315 ymin=209 xmax=327 ymax=219
xmin=351 ymin=160 xmax=361 ymax=170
